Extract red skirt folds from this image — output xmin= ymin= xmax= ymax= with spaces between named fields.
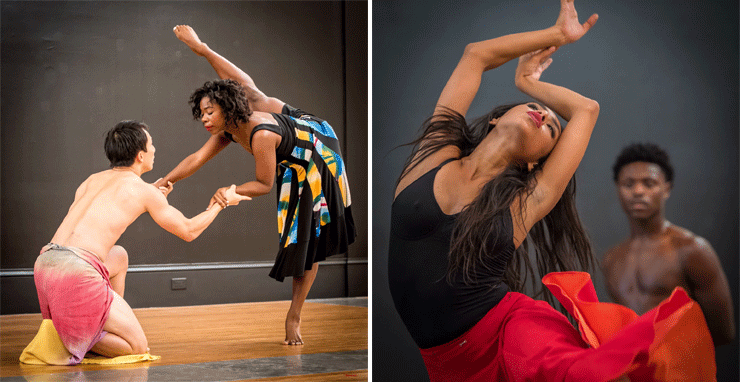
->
xmin=420 ymin=271 xmax=715 ymax=382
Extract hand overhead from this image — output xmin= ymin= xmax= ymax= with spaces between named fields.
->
xmin=554 ymin=0 xmax=598 ymax=44
xmin=516 ymin=46 xmax=558 ymax=83
xmin=173 ymin=25 xmax=207 ymax=56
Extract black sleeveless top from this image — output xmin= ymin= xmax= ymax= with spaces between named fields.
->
xmin=223 ymin=105 xmax=298 ymax=163
xmin=388 ymin=159 xmax=516 ymax=349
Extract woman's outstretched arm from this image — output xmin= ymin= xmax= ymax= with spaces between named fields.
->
xmin=173 ymin=25 xmax=285 ymax=113
xmin=435 ymin=0 xmax=597 ymax=120
xmin=153 ymin=133 xmax=231 ymax=189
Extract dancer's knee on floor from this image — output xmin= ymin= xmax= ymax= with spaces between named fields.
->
xmin=129 ymin=335 xmax=148 ymax=355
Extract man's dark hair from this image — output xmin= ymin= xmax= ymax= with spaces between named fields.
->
xmin=104 ymin=120 xmax=149 ymax=167
xmin=189 ymin=79 xmax=252 ymax=127
xmin=612 ymin=142 xmax=674 ymax=183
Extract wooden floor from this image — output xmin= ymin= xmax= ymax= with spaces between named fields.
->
xmin=0 ymin=299 xmax=368 ymax=381
xmin=244 ymin=370 xmax=369 ymax=382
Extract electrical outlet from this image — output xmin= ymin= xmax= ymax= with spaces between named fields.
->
xmin=171 ymin=277 xmax=187 ymax=290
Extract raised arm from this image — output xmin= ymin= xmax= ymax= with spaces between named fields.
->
xmin=514 ymin=45 xmax=599 ymax=231
xmin=435 ymin=0 xmax=597 ymax=120
xmin=684 ymin=239 xmax=736 ymax=346
xmin=173 ymin=25 xmax=285 ymax=114
xmin=154 ymin=133 xmax=230 ymax=189
xmin=144 ymin=183 xmax=250 ymax=242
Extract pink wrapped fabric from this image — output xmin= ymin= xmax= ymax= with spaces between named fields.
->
xmin=33 ymin=244 xmax=114 ymax=365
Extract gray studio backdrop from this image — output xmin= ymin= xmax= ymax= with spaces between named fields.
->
xmin=373 ymin=0 xmax=738 ymax=381
xmin=1 ymin=1 xmax=367 ymax=313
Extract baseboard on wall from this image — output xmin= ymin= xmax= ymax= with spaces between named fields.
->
xmin=1 ymin=258 xmax=368 ymax=315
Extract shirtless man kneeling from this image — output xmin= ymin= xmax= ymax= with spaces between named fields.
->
xmin=34 ymin=120 xmax=249 ymax=364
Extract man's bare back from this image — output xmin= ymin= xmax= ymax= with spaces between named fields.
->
xmin=49 ymin=169 xmax=152 ymax=262
xmin=37 ymin=121 xmax=250 ymax=358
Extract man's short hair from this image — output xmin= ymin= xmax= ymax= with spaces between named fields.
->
xmin=104 ymin=121 xmax=149 ymax=168
xmin=612 ymin=142 xmax=674 ymax=183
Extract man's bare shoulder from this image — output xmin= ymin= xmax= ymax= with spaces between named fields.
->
xmin=89 ymin=170 xmax=160 ymax=200
xmin=124 ymin=176 xmax=162 ymax=201
xmin=665 ymin=224 xmax=719 ymax=272
xmin=666 ymin=224 xmax=713 ymax=254
xmin=603 ymin=240 xmax=630 ymax=265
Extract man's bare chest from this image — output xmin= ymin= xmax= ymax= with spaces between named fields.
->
xmin=616 ymin=241 xmax=685 ymax=296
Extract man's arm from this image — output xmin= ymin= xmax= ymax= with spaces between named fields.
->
xmin=141 ymin=183 xmax=248 ymax=242
xmin=684 ymin=238 xmax=736 ymax=346
xmin=601 ymin=248 xmax=625 ymax=304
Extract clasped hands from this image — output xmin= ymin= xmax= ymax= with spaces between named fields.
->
xmin=154 ymin=178 xmax=174 ymax=196
xmin=209 ymin=185 xmax=251 ymax=209
xmin=152 ymin=179 xmax=250 ymax=209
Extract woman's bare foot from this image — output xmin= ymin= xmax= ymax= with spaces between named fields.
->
xmin=173 ymin=25 xmax=207 ymax=56
xmin=283 ymin=313 xmax=303 ymax=345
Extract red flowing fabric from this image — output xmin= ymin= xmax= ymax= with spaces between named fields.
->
xmin=543 ymin=271 xmax=716 ymax=381
xmin=420 ymin=271 xmax=715 ymax=381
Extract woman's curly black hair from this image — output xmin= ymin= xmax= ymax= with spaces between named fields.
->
xmin=189 ymin=79 xmax=252 ymax=127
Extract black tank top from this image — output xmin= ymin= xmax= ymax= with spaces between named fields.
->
xmin=388 ymin=159 xmax=515 ymax=349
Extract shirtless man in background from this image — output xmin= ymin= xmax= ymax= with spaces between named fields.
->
xmin=34 ymin=120 xmax=249 ymax=364
xmin=602 ymin=142 xmax=735 ymax=347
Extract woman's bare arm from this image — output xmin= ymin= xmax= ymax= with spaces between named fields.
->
xmin=514 ymin=47 xmax=599 ymax=236
xmin=154 ymin=133 xmax=230 ymax=189
xmin=434 ymin=0 xmax=597 ymax=121
xmin=173 ymin=25 xmax=285 ymax=113
xmin=208 ymin=130 xmax=278 ymax=208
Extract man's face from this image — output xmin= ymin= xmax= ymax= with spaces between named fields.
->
xmin=141 ymin=129 xmax=155 ymax=173
xmin=616 ymin=162 xmax=671 ymax=220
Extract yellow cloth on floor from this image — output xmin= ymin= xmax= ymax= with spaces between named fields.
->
xmin=80 ymin=353 xmax=160 ymax=365
xmin=19 ymin=320 xmax=73 ymax=365
xmin=20 ymin=319 xmax=160 ymax=365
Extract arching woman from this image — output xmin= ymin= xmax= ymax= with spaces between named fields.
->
xmin=155 ymin=26 xmax=356 ymax=345
xmin=388 ymin=1 xmax=715 ymax=380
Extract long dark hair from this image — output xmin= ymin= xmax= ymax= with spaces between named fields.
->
xmin=398 ymin=105 xmax=595 ymax=306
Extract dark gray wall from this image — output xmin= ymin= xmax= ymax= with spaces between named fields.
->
xmin=3 ymin=261 xmax=368 ymax=314
xmin=373 ymin=0 xmax=738 ymax=381
xmin=1 ymin=1 xmax=367 ymax=311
